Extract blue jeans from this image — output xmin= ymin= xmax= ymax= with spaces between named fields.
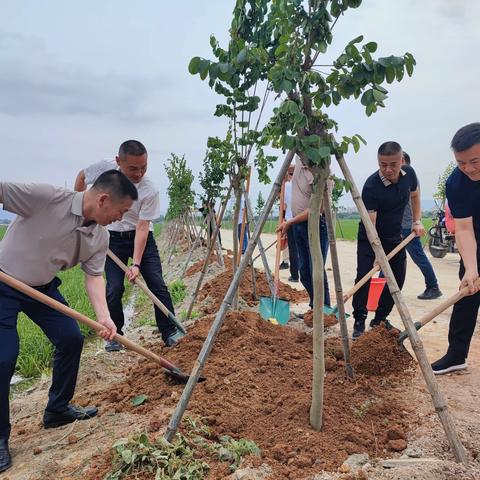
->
xmin=0 ymin=277 xmax=84 ymax=440
xmin=105 ymin=231 xmax=176 ymax=340
xmin=293 ymin=216 xmax=330 ymax=307
xmin=402 ymin=228 xmax=438 ymax=289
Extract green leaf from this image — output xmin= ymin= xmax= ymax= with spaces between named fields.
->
xmin=319 ymin=146 xmax=331 ymax=158
xmin=365 ymin=41 xmax=377 ymax=53
xmin=385 ymin=65 xmax=395 ymax=84
xmin=132 ymin=394 xmax=148 ymax=406
xmin=121 ymin=449 xmax=133 ymax=464
xmin=372 ymin=89 xmax=387 ymax=102
xmin=188 ymin=57 xmax=201 ymax=75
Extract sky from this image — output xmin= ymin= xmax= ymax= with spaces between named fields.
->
xmin=1 ymin=0 xmax=479 ymax=215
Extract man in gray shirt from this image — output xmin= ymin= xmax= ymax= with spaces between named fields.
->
xmin=0 ymin=170 xmax=137 ymax=473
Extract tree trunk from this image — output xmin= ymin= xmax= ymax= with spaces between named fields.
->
xmin=309 ymin=166 xmax=329 ymax=431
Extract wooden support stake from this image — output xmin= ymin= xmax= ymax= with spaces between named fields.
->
xmin=165 ymin=150 xmax=295 ymax=442
xmin=323 ymin=187 xmax=354 ymax=379
xmin=335 ymin=151 xmax=468 ymax=465
xmin=185 ymin=185 xmax=233 ymax=320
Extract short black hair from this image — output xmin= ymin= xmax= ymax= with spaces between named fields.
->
xmin=402 ymin=151 xmax=411 ymax=165
xmin=378 ymin=141 xmax=402 ymax=156
xmin=92 ymin=169 xmax=138 ymax=201
xmin=118 ymin=140 xmax=147 ymax=158
xmin=451 ymin=123 xmax=480 ymax=152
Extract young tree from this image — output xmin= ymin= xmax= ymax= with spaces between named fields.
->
xmin=189 ymin=0 xmax=415 ymax=431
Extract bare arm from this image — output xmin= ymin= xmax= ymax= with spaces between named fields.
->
xmin=126 ymin=220 xmax=150 ymax=282
xmin=74 ymin=170 xmax=87 ymax=192
xmin=277 ymin=209 xmax=309 ymax=237
xmin=84 ymin=274 xmax=116 ymax=339
xmin=410 ymin=187 xmax=426 ymax=236
xmin=455 ymin=217 xmax=479 ymax=295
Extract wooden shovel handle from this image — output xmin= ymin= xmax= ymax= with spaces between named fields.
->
xmin=107 ymin=249 xmax=186 ymax=335
xmin=418 ymin=278 xmax=480 ymax=328
xmin=0 ymin=271 xmax=179 ymax=372
xmin=344 ymin=231 xmax=416 ymax=302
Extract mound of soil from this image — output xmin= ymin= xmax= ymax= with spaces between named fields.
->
xmin=184 ymin=254 xmax=227 ymax=277
xmin=198 ymin=262 xmax=309 ymax=314
xmin=303 ymin=310 xmax=338 ymax=328
xmin=87 ymin=313 xmax=415 ymax=479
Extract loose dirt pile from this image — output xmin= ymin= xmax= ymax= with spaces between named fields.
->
xmin=198 ymin=262 xmax=309 ymax=314
xmin=83 ymin=312 xmax=416 ymax=479
xmin=303 ymin=310 xmax=338 ymax=328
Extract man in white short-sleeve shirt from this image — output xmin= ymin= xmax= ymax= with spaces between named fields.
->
xmin=75 ymin=140 xmax=182 ymax=350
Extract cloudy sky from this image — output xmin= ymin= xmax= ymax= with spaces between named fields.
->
xmin=1 ymin=0 xmax=479 ymax=214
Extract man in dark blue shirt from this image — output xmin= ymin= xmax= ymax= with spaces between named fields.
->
xmin=352 ymin=141 xmax=425 ymax=339
xmin=431 ymin=123 xmax=480 ymax=374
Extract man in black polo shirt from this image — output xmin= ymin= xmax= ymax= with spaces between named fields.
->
xmin=431 ymin=123 xmax=480 ymax=374
xmin=352 ymin=141 xmax=425 ymax=339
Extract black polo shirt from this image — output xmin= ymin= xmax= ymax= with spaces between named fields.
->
xmin=358 ymin=165 xmax=418 ymax=242
xmin=446 ymin=167 xmax=480 ymax=241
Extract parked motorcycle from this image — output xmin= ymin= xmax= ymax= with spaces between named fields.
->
xmin=428 ymin=207 xmax=457 ymax=258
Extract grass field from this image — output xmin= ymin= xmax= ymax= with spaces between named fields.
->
xmin=223 ymin=217 xmax=433 ymax=242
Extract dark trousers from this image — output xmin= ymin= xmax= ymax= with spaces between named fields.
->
xmin=293 ymin=216 xmax=330 ymax=307
xmin=448 ymin=261 xmax=480 ymax=360
xmin=0 ymin=277 xmax=84 ymax=440
xmin=237 ymin=223 xmax=249 ymax=254
xmin=352 ymin=238 xmax=407 ymax=323
xmin=106 ymin=232 xmax=176 ymax=340
xmin=402 ymin=227 xmax=439 ymax=289
xmin=287 ymin=226 xmax=299 ymax=280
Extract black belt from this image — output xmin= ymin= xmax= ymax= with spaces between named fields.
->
xmin=109 ymin=230 xmax=136 ymax=239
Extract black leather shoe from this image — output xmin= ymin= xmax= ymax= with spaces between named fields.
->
xmin=0 ymin=439 xmax=11 ymax=473
xmin=417 ymin=287 xmax=442 ymax=300
xmin=352 ymin=320 xmax=365 ymax=339
xmin=43 ymin=405 xmax=98 ymax=429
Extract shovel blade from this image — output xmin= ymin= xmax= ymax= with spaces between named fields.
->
xmin=259 ymin=296 xmax=290 ymax=325
xmin=323 ymin=304 xmax=351 ymax=319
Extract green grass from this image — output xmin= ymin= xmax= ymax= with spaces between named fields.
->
xmin=222 ymin=217 xmax=433 ymax=242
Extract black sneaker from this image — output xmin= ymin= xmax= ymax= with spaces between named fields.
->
xmin=164 ymin=330 xmax=185 ymax=347
xmin=279 ymin=261 xmax=289 ymax=270
xmin=417 ymin=287 xmax=443 ymax=300
xmin=43 ymin=405 xmax=98 ymax=429
xmin=352 ymin=320 xmax=365 ymax=340
xmin=288 ymin=276 xmax=299 ymax=282
xmin=0 ymin=439 xmax=11 ymax=473
xmin=370 ymin=318 xmax=395 ymax=331
xmin=105 ymin=340 xmax=123 ymax=352
xmin=431 ymin=353 xmax=467 ymax=375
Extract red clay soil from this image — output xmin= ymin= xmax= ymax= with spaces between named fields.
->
xmin=303 ymin=310 xmax=338 ymax=328
xmin=185 ymin=254 xmax=227 ymax=277
xmin=83 ymin=314 xmax=416 ymax=479
xmin=198 ymin=263 xmax=309 ymax=314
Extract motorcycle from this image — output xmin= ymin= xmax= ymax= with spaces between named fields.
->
xmin=428 ymin=206 xmax=457 ymax=258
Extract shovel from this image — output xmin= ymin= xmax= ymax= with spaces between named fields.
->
xmin=398 ymin=278 xmax=480 ymax=346
xmin=324 ymin=232 xmax=416 ymax=317
xmin=259 ymin=178 xmax=290 ymax=325
xmin=107 ymin=249 xmax=186 ymax=335
xmin=0 ymin=270 xmax=201 ymax=384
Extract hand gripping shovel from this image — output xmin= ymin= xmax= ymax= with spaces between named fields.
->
xmin=324 ymin=232 xmax=416 ymax=317
xmin=107 ymin=249 xmax=186 ymax=335
xmin=259 ymin=178 xmax=290 ymax=325
xmin=398 ymin=277 xmax=480 ymax=346
xmin=0 ymin=270 xmax=201 ymax=384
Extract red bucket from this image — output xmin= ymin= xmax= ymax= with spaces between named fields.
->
xmin=367 ymin=277 xmax=386 ymax=311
